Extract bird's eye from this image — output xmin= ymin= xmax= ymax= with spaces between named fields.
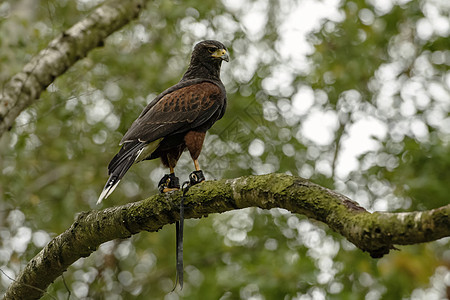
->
xmin=207 ymin=47 xmax=217 ymax=53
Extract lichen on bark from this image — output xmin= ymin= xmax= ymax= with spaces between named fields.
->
xmin=3 ymin=173 xmax=450 ymax=299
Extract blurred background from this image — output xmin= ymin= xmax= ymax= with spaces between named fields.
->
xmin=0 ymin=0 xmax=449 ymax=299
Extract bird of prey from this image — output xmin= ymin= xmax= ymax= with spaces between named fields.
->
xmin=97 ymin=40 xmax=229 ymax=204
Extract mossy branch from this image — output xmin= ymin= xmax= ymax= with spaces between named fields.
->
xmin=4 ymin=173 xmax=449 ymax=299
xmin=0 ymin=0 xmax=147 ymax=137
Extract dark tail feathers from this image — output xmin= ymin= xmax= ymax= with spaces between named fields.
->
xmin=97 ymin=141 xmax=145 ymax=204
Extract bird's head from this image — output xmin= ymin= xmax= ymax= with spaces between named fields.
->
xmin=183 ymin=40 xmax=229 ymax=80
xmin=192 ymin=40 xmax=230 ymax=64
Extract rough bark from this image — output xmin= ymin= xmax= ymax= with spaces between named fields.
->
xmin=0 ymin=0 xmax=147 ymax=137
xmin=3 ymin=173 xmax=450 ymax=299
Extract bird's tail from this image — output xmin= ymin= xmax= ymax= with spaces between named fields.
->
xmin=97 ymin=141 xmax=145 ymax=204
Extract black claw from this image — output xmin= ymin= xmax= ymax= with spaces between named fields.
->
xmin=158 ymin=173 xmax=180 ymax=193
xmin=189 ymin=170 xmax=205 ymax=186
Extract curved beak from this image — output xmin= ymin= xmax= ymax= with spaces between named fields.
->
xmin=212 ymin=49 xmax=230 ymax=62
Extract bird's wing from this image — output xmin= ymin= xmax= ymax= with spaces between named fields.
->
xmin=120 ymin=81 xmax=224 ymax=144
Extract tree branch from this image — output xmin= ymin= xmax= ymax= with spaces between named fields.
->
xmin=0 ymin=0 xmax=148 ymax=137
xmin=4 ymin=174 xmax=449 ymax=299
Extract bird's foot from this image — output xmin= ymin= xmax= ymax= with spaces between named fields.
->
xmin=158 ymin=173 xmax=180 ymax=193
xmin=188 ymin=170 xmax=205 ymax=186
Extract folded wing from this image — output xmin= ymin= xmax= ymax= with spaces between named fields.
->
xmin=97 ymin=81 xmax=225 ymax=204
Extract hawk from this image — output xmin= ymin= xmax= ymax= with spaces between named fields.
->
xmin=98 ymin=40 xmax=229 ymax=203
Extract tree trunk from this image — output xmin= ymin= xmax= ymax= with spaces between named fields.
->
xmin=0 ymin=0 xmax=147 ymax=137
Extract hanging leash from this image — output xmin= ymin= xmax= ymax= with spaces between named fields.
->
xmin=170 ymin=170 xmax=204 ymax=291
xmin=173 ymin=180 xmax=191 ymax=290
